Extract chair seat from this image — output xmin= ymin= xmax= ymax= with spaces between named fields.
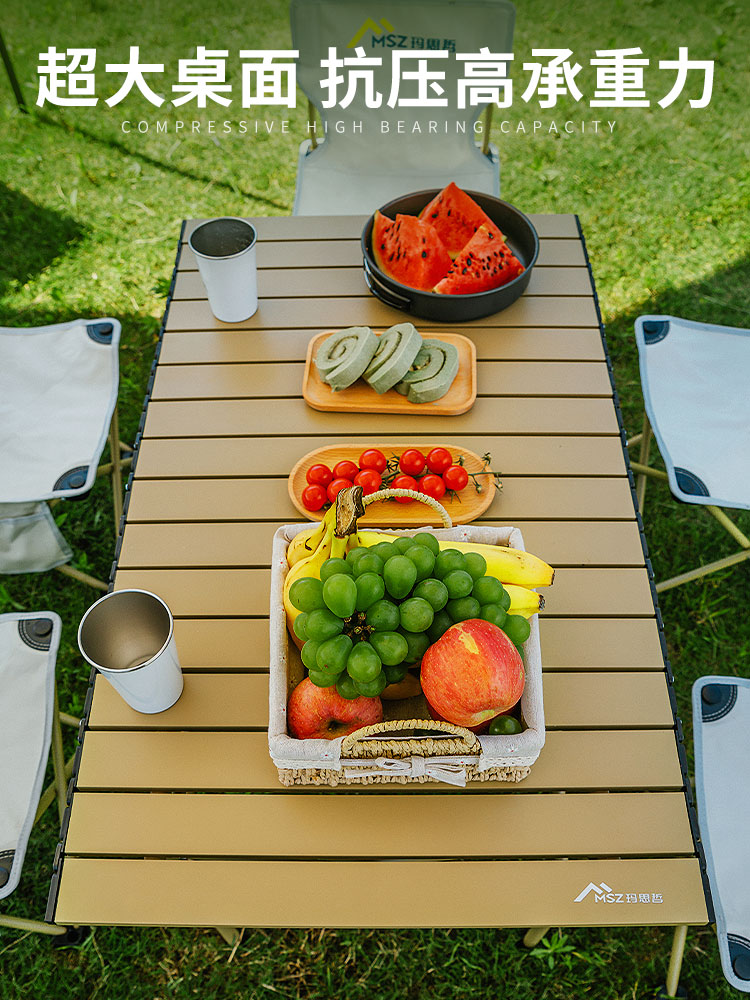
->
xmin=635 ymin=315 xmax=750 ymax=509
xmin=0 ymin=613 xmax=61 ymax=900
xmin=0 ymin=319 xmax=121 ymax=504
xmin=693 ymin=676 xmax=750 ymax=992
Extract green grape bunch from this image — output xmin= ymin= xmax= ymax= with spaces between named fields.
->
xmin=289 ymin=532 xmax=531 ymax=700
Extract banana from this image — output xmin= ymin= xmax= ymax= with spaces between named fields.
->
xmin=505 ymin=584 xmax=545 ymax=619
xmin=286 ymin=521 xmax=326 ymax=567
xmin=283 ymin=505 xmax=351 ymax=639
xmin=355 ymin=529 xmax=554 ymax=588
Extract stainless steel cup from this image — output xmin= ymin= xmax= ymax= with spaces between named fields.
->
xmin=188 ymin=217 xmax=258 ymax=323
xmin=78 ymin=589 xmax=183 ymax=714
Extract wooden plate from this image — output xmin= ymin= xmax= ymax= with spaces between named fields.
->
xmin=302 ymin=330 xmax=476 ymax=416
xmin=288 ymin=443 xmax=496 ymax=526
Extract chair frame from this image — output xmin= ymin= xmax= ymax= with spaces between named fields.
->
xmin=628 ymin=412 xmax=750 ymax=592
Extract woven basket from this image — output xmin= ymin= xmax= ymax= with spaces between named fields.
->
xmin=268 ymin=489 xmax=545 ymax=787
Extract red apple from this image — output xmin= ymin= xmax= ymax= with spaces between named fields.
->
xmin=421 ymin=619 xmax=524 ymax=728
xmin=287 ymin=677 xmax=383 ymax=740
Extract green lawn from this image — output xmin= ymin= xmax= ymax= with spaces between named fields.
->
xmin=1 ymin=0 xmax=749 ymax=996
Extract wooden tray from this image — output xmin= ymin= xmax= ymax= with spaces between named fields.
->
xmin=302 ymin=330 xmax=476 ymax=416
xmin=288 ymin=443 xmax=496 ymax=526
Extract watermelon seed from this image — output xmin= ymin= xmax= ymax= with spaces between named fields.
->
xmin=421 ymin=251 xmax=427 ymax=258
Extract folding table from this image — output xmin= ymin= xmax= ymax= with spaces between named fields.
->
xmin=47 ymin=213 xmax=710 ymax=993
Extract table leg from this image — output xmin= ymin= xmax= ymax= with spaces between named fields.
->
xmin=523 ymin=926 xmax=551 ymax=948
xmin=665 ymin=925 xmax=688 ymax=998
xmin=216 ymin=926 xmax=243 ymax=947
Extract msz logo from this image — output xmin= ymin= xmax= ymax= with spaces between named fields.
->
xmin=574 ymin=882 xmax=664 ymax=904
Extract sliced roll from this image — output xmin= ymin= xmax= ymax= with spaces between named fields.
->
xmin=362 ymin=322 xmax=422 ymax=394
xmin=395 ymin=338 xmax=459 ymax=403
xmin=314 ymin=326 xmax=378 ymax=390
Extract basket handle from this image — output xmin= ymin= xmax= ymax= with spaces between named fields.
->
xmin=340 ymin=718 xmax=479 ymax=759
xmin=335 ymin=485 xmax=452 ymax=536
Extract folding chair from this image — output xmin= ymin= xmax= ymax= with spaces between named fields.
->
xmin=0 ymin=612 xmax=83 ymax=940
xmin=692 ymin=676 xmax=750 ymax=992
xmin=290 ymin=0 xmax=515 ymax=215
xmin=628 ymin=315 xmax=750 ymax=592
xmin=0 ymin=318 xmax=129 ymax=591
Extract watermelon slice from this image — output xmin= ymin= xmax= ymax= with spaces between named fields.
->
xmin=419 ymin=182 xmax=503 ymax=258
xmin=372 ymin=211 xmax=452 ymax=292
xmin=433 ymin=225 xmax=524 ymax=295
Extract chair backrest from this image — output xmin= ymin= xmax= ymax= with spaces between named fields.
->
xmin=291 ymin=0 xmax=515 ymax=171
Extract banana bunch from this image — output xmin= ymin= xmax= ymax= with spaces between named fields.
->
xmin=284 ymin=507 xmax=357 ymax=639
xmin=355 ymin=530 xmax=553 ymax=586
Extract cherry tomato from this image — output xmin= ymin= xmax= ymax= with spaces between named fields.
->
xmin=358 ymin=448 xmax=387 ymax=474
xmin=426 ymin=447 xmax=453 ymax=475
xmin=443 ymin=464 xmax=469 ymax=491
xmin=327 ymin=477 xmax=353 ymax=503
xmin=418 ymin=473 xmax=446 ymax=500
xmin=399 ymin=449 xmax=426 ymax=477
xmin=306 ymin=463 xmax=333 ymax=487
xmin=301 ymin=484 xmax=327 ymax=511
xmin=391 ymin=473 xmax=418 ymax=503
xmin=333 ymin=459 xmax=360 ymax=481
xmin=354 ymin=468 xmax=382 ymax=495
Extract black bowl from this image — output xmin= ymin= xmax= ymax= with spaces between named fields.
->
xmin=361 ymin=190 xmax=539 ymax=323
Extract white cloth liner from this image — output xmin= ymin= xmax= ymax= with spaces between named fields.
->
xmin=0 ymin=318 xmax=120 ymax=574
xmin=692 ymin=676 xmax=750 ymax=992
xmin=269 ymin=523 xmax=545 ymax=784
xmin=635 ymin=315 xmax=750 ymax=510
xmin=290 ymin=0 xmax=515 ymax=214
xmin=0 ymin=612 xmax=61 ymax=901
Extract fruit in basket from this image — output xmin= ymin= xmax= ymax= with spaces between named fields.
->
xmin=354 ymin=531 xmax=555 ymax=588
xmin=287 ymin=677 xmax=382 ymax=740
xmin=433 ymin=225 xmax=524 ymax=296
xmin=372 ymin=211 xmax=452 ymax=291
xmin=419 ymin=181 xmax=504 ymax=259
xmin=488 ymin=714 xmax=523 ymax=736
xmin=421 ymin=619 xmax=525 ymax=728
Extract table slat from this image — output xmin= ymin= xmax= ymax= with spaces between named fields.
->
xmin=118 ymin=519 xmax=645 ymax=570
xmin=158 ymin=327 xmax=604 ymax=365
xmin=65 ymin=791 xmax=693 ymax=859
xmin=142 ymin=397 xmax=620 ymax=438
xmin=132 ymin=435 xmax=626 ymax=479
xmin=181 ymin=214 xmax=582 ymax=242
xmin=75 ymin=729 xmax=684 ymax=792
xmin=87 ymin=670 xmax=673 ymax=731
xmin=165 ymin=296 xmax=599 ymax=332
xmin=54 ymin=857 xmax=708 ymax=928
xmin=125 ymin=477 xmax=635 ymax=523
xmin=151 ymin=360 xmax=612 ymax=400
xmin=173 ymin=265 xmax=594 ymax=301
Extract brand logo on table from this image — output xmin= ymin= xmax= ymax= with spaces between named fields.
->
xmin=573 ymin=882 xmax=664 ymax=904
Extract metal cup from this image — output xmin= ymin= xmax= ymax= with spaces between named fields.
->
xmin=188 ymin=217 xmax=258 ymax=323
xmin=78 ymin=589 xmax=183 ymax=714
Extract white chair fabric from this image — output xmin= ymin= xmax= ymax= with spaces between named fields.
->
xmin=291 ymin=0 xmax=514 ymax=214
xmin=0 ymin=612 xmax=61 ymax=900
xmin=692 ymin=676 xmax=750 ymax=992
xmin=0 ymin=318 xmax=120 ymax=573
xmin=635 ymin=315 xmax=750 ymax=510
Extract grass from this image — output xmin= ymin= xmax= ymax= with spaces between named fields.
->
xmin=1 ymin=0 xmax=749 ymax=996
